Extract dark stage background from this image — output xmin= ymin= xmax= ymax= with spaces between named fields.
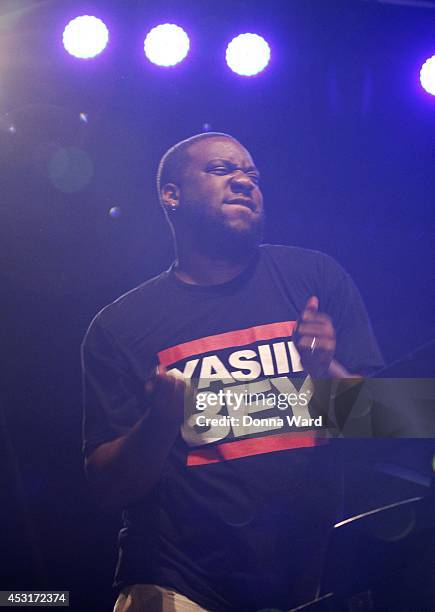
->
xmin=1 ymin=0 xmax=434 ymax=610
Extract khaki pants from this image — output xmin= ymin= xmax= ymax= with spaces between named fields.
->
xmin=113 ymin=584 xmax=209 ymax=612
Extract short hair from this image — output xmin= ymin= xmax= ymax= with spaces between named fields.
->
xmin=156 ymin=132 xmax=239 ymax=205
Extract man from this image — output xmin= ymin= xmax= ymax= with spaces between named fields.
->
xmin=82 ymin=133 xmax=384 ymax=611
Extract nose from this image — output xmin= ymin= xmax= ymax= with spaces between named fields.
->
xmin=229 ymin=171 xmax=255 ymax=195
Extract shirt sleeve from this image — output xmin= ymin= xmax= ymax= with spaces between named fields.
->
xmin=320 ymin=254 xmax=385 ymax=376
xmin=81 ymin=314 xmax=146 ymax=458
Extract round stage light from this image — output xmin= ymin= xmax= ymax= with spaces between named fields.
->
xmin=226 ymin=33 xmax=271 ymax=76
xmin=144 ymin=24 xmax=190 ymax=67
xmin=420 ymin=55 xmax=435 ymax=96
xmin=62 ymin=15 xmax=109 ymax=59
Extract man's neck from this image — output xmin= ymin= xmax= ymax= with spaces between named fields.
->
xmin=173 ymin=243 xmax=258 ymax=286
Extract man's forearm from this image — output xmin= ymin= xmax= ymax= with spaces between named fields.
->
xmin=85 ymin=408 xmax=181 ymax=512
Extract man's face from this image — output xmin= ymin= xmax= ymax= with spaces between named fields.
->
xmin=177 ymin=137 xmax=264 ymax=250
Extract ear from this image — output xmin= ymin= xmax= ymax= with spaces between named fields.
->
xmin=161 ymin=183 xmax=180 ymax=213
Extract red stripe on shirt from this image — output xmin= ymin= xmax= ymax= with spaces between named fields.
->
xmin=186 ymin=431 xmax=327 ymax=466
xmin=158 ymin=321 xmax=296 ymax=367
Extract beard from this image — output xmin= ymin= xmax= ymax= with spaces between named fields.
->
xmin=180 ymin=206 xmax=265 ymax=261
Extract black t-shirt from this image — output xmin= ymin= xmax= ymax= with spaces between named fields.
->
xmin=81 ymin=244 xmax=384 ymax=611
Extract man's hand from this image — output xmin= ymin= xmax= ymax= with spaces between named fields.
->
xmin=144 ymin=365 xmax=186 ymax=429
xmin=294 ymin=296 xmax=336 ymax=377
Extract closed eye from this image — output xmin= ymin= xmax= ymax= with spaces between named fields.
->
xmin=208 ymin=167 xmax=260 ymax=184
xmin=209 ymin=167 xmax=229 ymax=174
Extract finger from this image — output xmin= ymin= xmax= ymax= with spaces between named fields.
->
xmin=173 ymin=374 xmax=187 ymax=393
xmin=172 ymin=377 xmax=188 ymax=412
xmin=149 ymin=372 xmax=176 ymax=396
xmin=299 ymin=312 xmax=331 ymax=325
xmin=305 ymin=296 xmax=319 ymax=312
xmin=296 ymin=322 xmax=335 ymax=338
xmin=301 ymin=297 xmax=320 ymax=321
xmin=157 ymin=363 xmax=167 ymax=375
xmin=298 ymin=337 xmax=336 ymax=353
xmin=144 ymin=362 xmax=162 ymax=393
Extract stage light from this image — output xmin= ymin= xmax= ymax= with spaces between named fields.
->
xmin=144 ymin=24 xmax=190 ymax=67
xmin=420 ymin=55 xmax=435 ymax=96
xmin=62 ymin=16 xmax=109 ymax=59
xmin=225 ymin=33 xmax=271 ymax=76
